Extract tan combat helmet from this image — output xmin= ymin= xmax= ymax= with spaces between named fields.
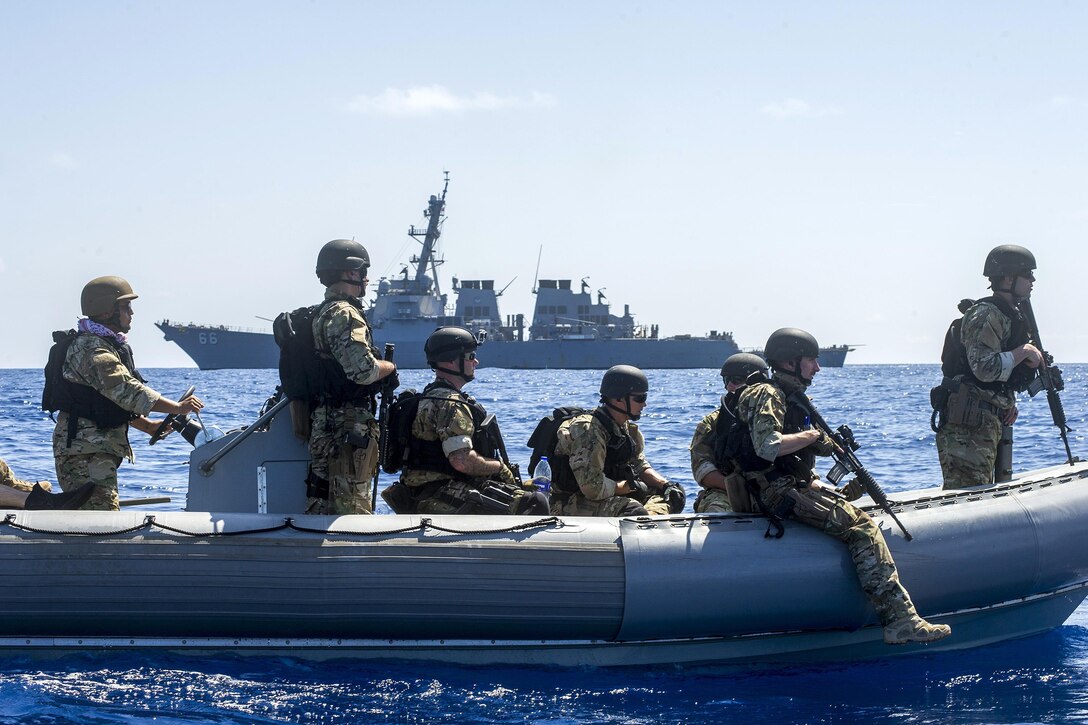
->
xmin=81 ymin=276 xmax=138 ymax=318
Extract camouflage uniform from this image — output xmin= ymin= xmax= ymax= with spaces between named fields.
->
xmin=53 ymin=334 xmax=159 ymax=510
xmin=400 ymin=383 xmax=531 ymax=514
xmin=306 ymin=289 xmax=382 ymax=515
xmin=937 ymin=300 xmax=1020 ymax=489
xmin=690 ymin=407 xmax=733 ymax=514
xmin=734 ymin=375 xmax=917 ymax=627
xmin=552 ymin=409 xmax=670 ymax=517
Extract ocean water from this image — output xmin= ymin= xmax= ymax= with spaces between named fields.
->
xmin=1 ymin=364 xmax=1086 ymax=724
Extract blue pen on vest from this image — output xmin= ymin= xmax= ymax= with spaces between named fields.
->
xmin=804 ymin=415 xmax=811 ymax=428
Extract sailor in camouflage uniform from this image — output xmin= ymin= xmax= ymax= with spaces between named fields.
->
xmin=935 ymin=245 xmax=1043 ymax=489
xmin=551 ymin=366 xmax=686 ymax=517
xmin=732 ymin=328 xmax=950 ymax=645
xmin=0 ymin=457 xmax=95 ymax=509
xmin=397 ymin=327 xmax=548 ymax=515
xmin=690 ymin=353 xmax=768 ymax=514
xmin=51 ymin=277 xmax=204 ymax=510
xmin=304 ymin=239 xmax=398 ymax=515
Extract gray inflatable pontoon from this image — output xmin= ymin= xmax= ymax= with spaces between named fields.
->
xmin=2 ymin=398 xmax=1086 ymax=666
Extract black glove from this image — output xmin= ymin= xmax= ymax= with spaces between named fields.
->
xmin=626 ymin=479 xmax=651 ymax=503
xmin=661 ymin=482 xmax=687 ymax=514
xmin=382 ymin=370 xmax=400 ymax=393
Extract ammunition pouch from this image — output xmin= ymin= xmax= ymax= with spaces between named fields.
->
xmin=723 ymin=471 xmax=757 ymax=513
xmin=740 ymin=471 xmax=788 ymax=539
xmin=381 ymin=480 xmax=418 ymax=514
xmin=288 ymin=399 xmax=312 ymax=441
xmin=305 ymin=469 xmax=331 ymax=501
xmin=344 ymin=429 xmax=372 ymax=449
xmin=932 ymin=378 xmax=1005 ymax=432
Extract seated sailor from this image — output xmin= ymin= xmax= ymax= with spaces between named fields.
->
xmin=548 ymin=365 xmax=685 ymax=517
xmin=0 ymin=457 xmax=95 ymax=510
xmin=386 ymin=327 xmax=548 ymax=516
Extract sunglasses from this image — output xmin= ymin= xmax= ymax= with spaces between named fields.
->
xmin=726 ymin=375 xmax=747 ymax=385
xmin=629 ymin=393 xmax=647 ymax=404
xmin=463 ymin=352 xmax=477 ymax=361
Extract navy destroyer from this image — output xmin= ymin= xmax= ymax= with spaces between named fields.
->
xmin=157 ymin=175 xmax=852 ymax=369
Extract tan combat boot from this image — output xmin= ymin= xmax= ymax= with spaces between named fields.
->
xmin=883 ymin=615 xmax=952 ymax=645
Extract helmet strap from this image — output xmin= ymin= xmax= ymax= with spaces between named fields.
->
xmin=604 ymin=395 xmax=640 ymax=421
xmin=435 ymin=358 xmax=474 ymax=385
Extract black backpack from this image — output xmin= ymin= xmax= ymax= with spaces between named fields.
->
xmin=273 ymin=303 xmax=330 ymax=405
xmin=526 ymin=406 xmax=589 ymax=477
xmin=41 ymin=329 xmax=79 ymax=416
xmin=939 ymin=298 xmax=977 ymax=379
xmin=381 ymin=389 xmax=423 ymax=474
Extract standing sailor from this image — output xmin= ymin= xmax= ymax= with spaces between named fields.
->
xmin=302 ymin=239 xmax=398 ymax=515
xmin=550 ymin=365 xmax=685 ymax=517
xmin=47 ymin=276 xmax=204 ymax=510
xmin=730 ymin=328 xmax=950 ymax=644
xmin=933 ymin=245 xmax=1043 ymax=489
xmin=690 ymin=352 xmax=768 ymax=514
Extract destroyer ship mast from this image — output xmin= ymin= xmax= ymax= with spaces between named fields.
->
xmin=406 ymin=170 xmax=449 ymax=298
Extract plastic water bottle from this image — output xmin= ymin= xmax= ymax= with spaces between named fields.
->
xmin=532 ymin=457 xmax=552 ymax=495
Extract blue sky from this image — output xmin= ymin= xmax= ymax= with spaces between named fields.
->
xmin=2 ymin=1 xmax=1086 ymax=366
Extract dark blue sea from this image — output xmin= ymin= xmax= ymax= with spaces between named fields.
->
xmin=1 ymin=365 xmax=1087 ymax=724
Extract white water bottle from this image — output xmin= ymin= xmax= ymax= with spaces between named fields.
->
xmin=532 ymin=457 xmax=552 ymax=494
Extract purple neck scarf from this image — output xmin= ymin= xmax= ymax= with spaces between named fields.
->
xmin=78 ymin=318 xmax=127 ymax=345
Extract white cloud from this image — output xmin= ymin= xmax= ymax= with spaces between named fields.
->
xmin=761 ymin=98 xmax=843 ymax=119
xmin=1050 ymin=94 xmax=1088 ymax=110
xmin=49 ymin=151 xmax=77 ymax=169
xmin=348 ymin=85 xmax=557 ymax=116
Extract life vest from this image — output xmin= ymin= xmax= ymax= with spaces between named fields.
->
xmin=42 ymin=330 xmax=144 ymax=446
xmin=385 ymin=381 xmax=494 ymax=478
xmin=273 ymin=298 xmax=382 ymax=409
xmin=940 ymin=295 xmax=1036 ymax=394
xmin=528 ymin=406 xmax=635 ymax=496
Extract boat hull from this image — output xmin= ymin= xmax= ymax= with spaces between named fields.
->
xmin=2 ymin=462 xmax=1087 ymax=665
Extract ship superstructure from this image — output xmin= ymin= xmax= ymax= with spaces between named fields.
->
xmin=157 ymin=174 xmax=852 ymax=370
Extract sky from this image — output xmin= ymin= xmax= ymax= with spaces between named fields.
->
xmin=2 ymin=1 xmax=1087 ymax=367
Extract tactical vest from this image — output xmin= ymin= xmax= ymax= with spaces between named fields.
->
xmin=710 ymin=393 xmax=741 ymax=473
xmin=941 ymin=295 xmax=1036 ymax=394
xmin=550 ymin=408 xmax=636 ymax=496
xmin=274 ymin=297 xmax=382 ymax=410
xmin=42 ymin=330 xmax=144 ymax=446
xmin=725 ymin=380 xmax=817 ymax=483
xmin=402 ymin=381 xmax=494 ymax=478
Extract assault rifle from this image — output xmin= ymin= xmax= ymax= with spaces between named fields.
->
xmin=372 ymin=343 xmax=395 ymax=511
xmin=1020 ymin=299 xmax=1075 ymax=466
xmin=482 ymin=413 xmax=521 ymax=483
xmin=786 ymin=391 xmax=913 ymax=541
